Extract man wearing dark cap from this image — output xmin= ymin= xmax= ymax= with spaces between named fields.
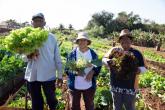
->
xmin=102 ymin=29 xmax=146 ymax=110
xmin=31 ymin=13 xmax=46 ymax=28
xmin=24 ymin=13 xmax=63 ymax=110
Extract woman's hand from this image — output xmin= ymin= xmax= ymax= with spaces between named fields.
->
xmin=86 ymin=62 xmax=93 ymax=68
xmin=75 ymin=68 xmax=85 ymax=76
xmin=85 ymin=70 xmax=94 ymax=82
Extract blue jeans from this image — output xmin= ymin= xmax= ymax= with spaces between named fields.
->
xmin=27 ymin=80 xmax=58 ymax=110
xmin=111 ymin=91 xmax=136 ymax=110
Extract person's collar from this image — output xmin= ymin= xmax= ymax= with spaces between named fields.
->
xmin=122 ymin=46 xmax=132 ymax=51
xmin=77 ymin=47 xmax=89 ymax=53
xmin=128 ymin=47 xmax=133 ymax=51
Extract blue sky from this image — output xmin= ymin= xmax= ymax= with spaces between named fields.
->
xmin=0 ymin=0 xmax=164 ymax=29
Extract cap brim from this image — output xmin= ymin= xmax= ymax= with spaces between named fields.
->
xmin=32 ymin=16 xmax=44 ymax=20
xmin=75 ymin=39 xmax=91 ymax=45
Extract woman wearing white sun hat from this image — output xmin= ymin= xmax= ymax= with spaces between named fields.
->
xmin=65 ymin=32 xmax=101 ymax=110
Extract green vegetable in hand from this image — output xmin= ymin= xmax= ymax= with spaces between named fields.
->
xmin=4 ymin=27 xmax=48 ymax=55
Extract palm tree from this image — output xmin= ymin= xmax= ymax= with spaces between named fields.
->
xmin=68 ymin=24 xmax=73 ymax=33
xmin=58 ymin=24 xmax=64 ymax=32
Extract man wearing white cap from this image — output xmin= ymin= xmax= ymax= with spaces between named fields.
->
xmin=102 ymin=29 xmax=146 ymax=110
xmin=65 ymin=32 xmax=101 ymax=110
xmin=24 ymin=13 xmax=63 ymax=110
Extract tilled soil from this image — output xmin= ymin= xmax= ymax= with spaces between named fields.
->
xmin=140 ymin=88 xmax=165 ymax=110
xmin=146 ymin=59 xmax=165 ymax=77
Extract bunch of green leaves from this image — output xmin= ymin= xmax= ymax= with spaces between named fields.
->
xmin=4 ymin=26 xmax=48 ymax=55
xmin=65 ymin=59 xmax=86 ymax=73
xmin=110 ymin=57 xmax=122 ymax=71
xmin=76 ymin=59 xmax=87 ymax=69
xmin=66 ymin=57 xmax=102 ymax=74
xmin=110 ymin=52 xmax=138 ymax=78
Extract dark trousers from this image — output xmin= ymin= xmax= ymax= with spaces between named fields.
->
xmin=27 ymin=80 xmax=58 ymax=110
xmin=111 ymin=91 xmax=136 ymax=110
xmin=69 ymin=88 xmax=96 ymax=110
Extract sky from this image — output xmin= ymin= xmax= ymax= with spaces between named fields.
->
xmin=0 ymin=0 xmax=165 ymax=30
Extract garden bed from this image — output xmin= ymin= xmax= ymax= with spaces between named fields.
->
xmin=140 ymin=88 xmax=165 ymax=110
xmin=0 ymin=107 xmax=25 ymax=110
xmin=0 ymin=73 xmax=25 ymax=106
xmin=146 ymin=60 xmax=165 ymax=77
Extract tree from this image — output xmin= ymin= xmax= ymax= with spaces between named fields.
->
xmin=128 ymin=12 xmax=141 ymax=24
xmin=58 ymin=24 xmax=65 ymax=32
xmin=86 ymin=10 xmax=114 ymax=34
xmin=21 ymin=21 xmax=31 ymax=27
xmin=68 ymin=24 xmax=73 ymax=33
xmin=116 ymin=11 xmax=128 ymax=24
xmin=5 ymin=19 xmax=21 ymax=29
xmin=88 ymin=25 xmax=105 ymax=38
xmin=86 ymin=10 xmax=165 ymax=47
xmin=115 ymin=11 xmax=142 ymax=30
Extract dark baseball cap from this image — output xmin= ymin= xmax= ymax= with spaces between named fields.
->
xmin=32 ymin=13 xmax=45 ymax=20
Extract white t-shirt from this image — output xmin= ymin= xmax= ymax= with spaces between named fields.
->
xmin=74 ymin=48 xmax=93 ymax=90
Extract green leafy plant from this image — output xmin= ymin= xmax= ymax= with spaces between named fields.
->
xmin=94 ymin=87 xmax=112 ymax=110
xmin=139 ymin=71 xmax=154 ymax=88
xmin=0 ymin=55 xmax=25 ymax=85
xmin=150 ymin=75 xmax=165 ymax=95
xmin=139 ymin=70 xmax=165 ymax=101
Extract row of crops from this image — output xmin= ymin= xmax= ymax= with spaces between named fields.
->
xmin=0 ymin=48 xmax=25 ymax=101
xmin=139 ymin=71 xmax=165 ymax=101
xmin=0 ymin=29 xmax=165 ymax=109
xmin=0 ymin=34 xmax=26 ymax=85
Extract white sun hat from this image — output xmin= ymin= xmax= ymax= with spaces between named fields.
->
xmin=76 ymin=32 xmax=91 ymax=45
